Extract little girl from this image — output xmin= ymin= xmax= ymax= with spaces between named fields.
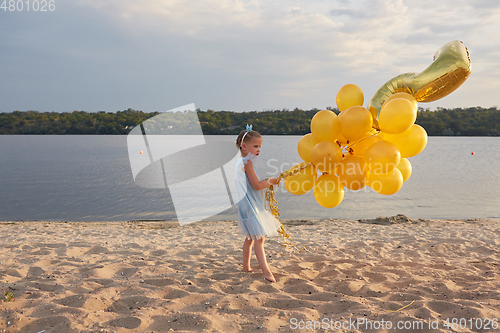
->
xmin=235 ymin=124 xmax=281 ymax=283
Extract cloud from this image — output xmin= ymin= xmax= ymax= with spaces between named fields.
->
xmin=75 ymin=0 xmax=263 ymax=36
xmin=1 ymin=0 xmax=499 ymax=112
xmin=67 ymin=0 xmax=353 ymax=109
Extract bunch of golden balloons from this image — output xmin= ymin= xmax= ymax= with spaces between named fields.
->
xmin=282 ymin=40 xmax=471 ymax=208
xmin=285 ymin=84 xmax=428 ymax=208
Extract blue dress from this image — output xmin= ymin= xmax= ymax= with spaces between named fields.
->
xmin=234 ymin=153 xmax=282 ymax=240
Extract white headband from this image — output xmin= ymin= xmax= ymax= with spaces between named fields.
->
xmin=240 ymin=124 xmax=253 ymax=148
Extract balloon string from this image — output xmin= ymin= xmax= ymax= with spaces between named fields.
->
xmin=265 ymin=163 xmax=317 ymax=253
xmin=343 ymin=130 xmax=381 ymax=152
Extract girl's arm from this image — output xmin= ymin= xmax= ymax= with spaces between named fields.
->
xmin=244 ymin=161 xmax=278 ymax=190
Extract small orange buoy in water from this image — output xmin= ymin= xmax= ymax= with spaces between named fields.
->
xmin=471 ymin=152 xmax=475 ymax=155
xmin=140 ymin=150 xmax=143 ymax=155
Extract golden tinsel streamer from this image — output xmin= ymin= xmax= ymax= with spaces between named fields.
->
xmin=386 ymin=300 xmax=415 ymax=313
xmin=265 ymin=163 xmax=317 ymax=253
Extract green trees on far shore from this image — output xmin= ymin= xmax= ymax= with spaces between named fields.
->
xmin=0 ymin=109 xmax=157 ymax=135
xmin=1 ymin=107 xmax=499 ymax=136
xmin=415 ymin=107 xmax=500 ymax=136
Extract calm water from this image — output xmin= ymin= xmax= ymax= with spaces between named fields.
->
xmin=0 ymin=135 xmax=498 ymax=221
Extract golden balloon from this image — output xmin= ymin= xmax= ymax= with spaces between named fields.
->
xmin=384 ymin=124 xmax=428 ymax=158
xmin=336 ymin=120 xmax=349 ymax=145
xmin=364 ymin=140 xmax=401 ymax=175
xmin=379 ymin=98 xmax=417 ymax=134
xmin=314 ymin=174 xmax=344 ymax=208
xmin=351 ymin=134 xmax=384 ymax=157
xmin=311 ymin=110 xmax=341 ymax=143
xmin=284 ymin=163 xmax=316 ymax=195
xmin=336 ymin=84 xmax=364 ymax=112
xmin=368 ymin=40 xmax=471 ymax=120
xmin=369 ymin=168 xmax=404 ymax=195
xmin=339 ymin=106 xmax=373 ymax=142
xmin=311 ymin=141 xmax=343 ymax=174
xmin=297 ymin=133 xmax=318 ymax=163
xmin=397 ymin=158 xmax=412 ymax=182
xmin=337 ymin=154 xmax=367 ymax=190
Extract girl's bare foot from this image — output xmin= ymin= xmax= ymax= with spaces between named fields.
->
xmin=262 ymin=273 xmax=276 ymax=283
xmin=243 ymin=268 xmax=255 ymax=273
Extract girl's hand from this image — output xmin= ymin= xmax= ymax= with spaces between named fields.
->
xmin=267 ymin=177 xmax=279 ymax=186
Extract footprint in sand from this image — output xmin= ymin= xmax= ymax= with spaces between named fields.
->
xmin=53 ymin=294 xmax=87 ymax=308
xmin=18 ymin=316 xmax=73 ymax=333
xmin=107 ymin=296 xmax=152 ymax=314
xmin=106 ymin=316 xmax=142 ymax=329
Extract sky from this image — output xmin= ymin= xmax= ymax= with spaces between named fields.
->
xmin=1 ymin=0 xmax=499 ymax=113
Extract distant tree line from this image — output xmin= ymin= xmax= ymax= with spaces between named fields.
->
xmin=415 ymin=107 xmax=500 ymax=136
xmin=0 ymin=107 xmax=499 ymax=136
xmin=0 ymin=109 xmax=156 ymax=135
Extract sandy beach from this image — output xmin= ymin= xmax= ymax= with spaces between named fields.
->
xmin=1 ymin=216 xmax=499 ymax=332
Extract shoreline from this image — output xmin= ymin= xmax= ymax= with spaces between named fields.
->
xmin=1 ymin=217 xmax=499 ymax=332
xmin=1 ymin=214 xmax=497 ymax=225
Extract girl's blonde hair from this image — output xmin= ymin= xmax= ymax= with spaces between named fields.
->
xmin=236 ymin=127 xmax=261 ymax=150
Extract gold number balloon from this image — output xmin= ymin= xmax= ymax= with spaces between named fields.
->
xmin=368 ymin=40 xmax=471 ymax=121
